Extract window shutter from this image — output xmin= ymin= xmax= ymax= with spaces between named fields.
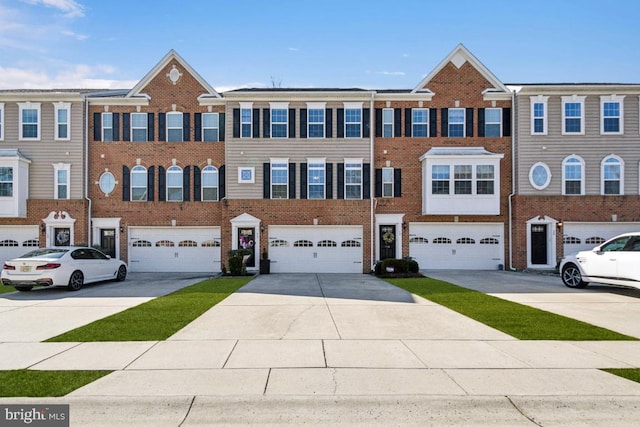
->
xmin=393 ymin=168 xmax=402 ymax=198
xmin=193 ymin=166 xmax=201 ymax=202
xmin=405 ymin=108 xmax=412 ymax=137
xmin=478 ymin=108 xmax=486 ymax=137
xmin=263 ymin=163 xmax=270 ymax=199
xmin=363 ymin=163 xmax=371 ymax=199
xmin=194 ymin=113 xmax=202 ymax=141
xmin=232 ymin=108 xmax=240 ymax=138
xmin=158 ymin=166 xmax=166 ymax=201
xmin=441 ymin=108 xmax=448 ymax=137
xmin=337 ymin=163 xmax=344 ymax=199
xmin=122 ymin=165 xmax=130 ymax=201
xmin=183 ymin=113 xmax=190 ymax=141
xmin=429 ymin=109 xmax=437 ymax=137
xmin=147 ymin=166 xmax=155 ymax=201
xmin=326 ymin=163 xmax=333 ymax=199
xmin=158 ymin=113 xmax=166 ymax=141
xmin=288 ymin=163 xmax=296 ymax=199
xmin=325 ymin=108 xmax=333 ymax=138
xmin=219 ymin=113 xmax=225 ymax=141
xmin=93 ymin=113 xmax=101 ymax=141
xmin=288 ymin=108 xmax=296 ymax=139
xmin=122 ymin=113 xmax=130 ymax=141
xmin=219 ymin=165 xmax=226 ymax=199
xmin=252 ymin=108 xmax=260 ymax=138
xmin=300 ymin=109 xmax=307 ymax=138
xmin=263 ymin=108 xmax=270 ymax=138
xmin=183 ymin=166 xmax=190 ymax=201
xmin=465 ymin=108 xmax=474 ymax=137
xmin=375 ymin=168 xmax=382 ymax=197
xmin=112 ymin=113 xmax=120 ymax=141
xmin=147 ymin=113 xmax=155 ymax=141
xmin=394 ymin=108 xmax=401 ymax=137
xmin=300 ymin=163 xmax=307 ymax=199
xmin=503 ymin=107 xmax=511 ymax=137
xmin=363 ymin=108 xmax=370 ymax=138
xmin=337 ymin=108 xmax=344 ymax=138
xmin=375 ymin=108 xmax=382 ymax=137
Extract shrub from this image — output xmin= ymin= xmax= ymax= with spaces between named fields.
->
xmin=374 ymin=258 xmax=421 ymax=277
xmin=227 ymin=249 xmax=252 ymax=276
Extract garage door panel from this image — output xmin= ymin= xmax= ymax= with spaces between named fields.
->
xmin=564 ymin=223 xmax=640 ymax=255
xmin=0 ymin=226 xmax=39 ymax=264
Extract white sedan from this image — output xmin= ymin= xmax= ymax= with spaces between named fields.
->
xmin=560 ymin=232 xmax=640 ymax=290
xmin=1 ymin=247 xmax=127 ymax=292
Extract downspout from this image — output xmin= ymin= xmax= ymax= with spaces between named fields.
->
xmin=508 ymin=89 xmax=516 ymax=271
xmin=370 ymin=92 xmax=375 ymax=272
xmin=83 ymin=95 xmax=92 ymax=248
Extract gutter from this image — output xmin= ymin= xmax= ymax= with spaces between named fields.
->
xmin=83 ymin=95 xmax=92 ymax=248
xmin=370 ymin=92 xmax=375 ymax=272
xmin=508 ymin=89 xmax=517 ymax=271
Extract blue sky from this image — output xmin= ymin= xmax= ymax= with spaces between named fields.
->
xmin=1 ymin=0 xmax=639 ymax=90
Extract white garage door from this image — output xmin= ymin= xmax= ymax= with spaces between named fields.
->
xmin=409 ymin=223 xmax=504 ymax=270
xmin=564 ymin=222 xmax=640 ymax=255
xmin=129 ymin=227 xmax=221 ymax=273
xmin=268 ymin=226 xmax=363 ymax=273
xmin=0 ymin=226 xmax=39 ymax=264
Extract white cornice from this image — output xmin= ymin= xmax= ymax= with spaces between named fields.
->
xmin=0 ymin=93 xmax=84 ymax=102
xmin=87 ymin=97 xmax=149 ymax=106
xmin=374 ymin=92 xmax=434 ymax=101
xmin=223 ymin=91 xmax=375 ymax=102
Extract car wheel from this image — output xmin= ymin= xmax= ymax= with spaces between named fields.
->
xmin=562 ymin=263 xmax=588 ymax=289
xmin=15 ymin=286 xmax=33 ymax=292
xmin=116 ymin=265 xmax=127 ymax=281
xmin=67 ymin=270 xmax=84 ymax=291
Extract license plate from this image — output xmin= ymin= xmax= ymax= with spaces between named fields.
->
xmin=20 ymin=266 xmax=31 ymax=272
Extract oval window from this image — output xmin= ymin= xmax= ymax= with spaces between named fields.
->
xmin=99 ymin=172 xmax=116 ymax=195
xmin=529 ymin=162 xmax=551 ymax=190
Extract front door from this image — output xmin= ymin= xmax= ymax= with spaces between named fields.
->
xmin=238 ymin=227 xmax=255 ymax=267
xmin=379 ymin=225 xmax=397 ymax=260
xmin=531 ymin=224 xmax=547 ymax=265
xmin=100 ymin=229 xmax=116 ymax=257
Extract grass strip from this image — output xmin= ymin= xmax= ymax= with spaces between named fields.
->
xmin=0 ymin=286 xmax=18 ymax=294
xmin=603 ymin=369 xmax=640 ymax=384
xmin=387 ymin=277 xmax=636 ymax=341
xmin=0 ymin=370 xmax=110 ymax=397
xmin=47 ymin=277 xmax=252 ymax=342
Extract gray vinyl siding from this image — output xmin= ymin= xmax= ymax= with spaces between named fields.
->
xmin=516 ymin=92 xmax=640 ymax=196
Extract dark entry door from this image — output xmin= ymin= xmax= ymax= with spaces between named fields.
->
xmin=530 ymin=224 xmax=547 ymax=265
xmin=100 ymin=229 xmax=116 ymax=258
xmin=379 ymin=225 xmax=397 ymax=260
xmin=238 ymin=228 xmax=255 ymax=267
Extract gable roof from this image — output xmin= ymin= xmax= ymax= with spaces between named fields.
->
xmin=126 ymin=49 xmax=221 ymax=99
xmin=412 ymin=44 xmax=508 ymax=94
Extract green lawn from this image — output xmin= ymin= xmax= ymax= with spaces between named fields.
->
xmin=387 ymin=277 xmax=637 ymax=341
xmin=603 ymin=369 xmax=640 ymax=384
xmin=47 ymin=277 xmax=252 ymax=342
xmin=0 ymin=370 xmax=111 ymax=397
xmin=0 ymin=286 xmax=17 ymax=294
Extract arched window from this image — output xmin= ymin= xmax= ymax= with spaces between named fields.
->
xmin=202 ymin=166 xmax=219 ymax=201
xmin=167 ymin=165 xmax=183 ymax=201
xmin=601 ymin=155 xmax=623 ymax=195
xmin=131 ymin=165 xmax=147 ymax=201
xmin=562 ymin=155 xmax=584 ymax=195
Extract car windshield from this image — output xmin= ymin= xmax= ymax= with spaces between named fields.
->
xmin=18 ymin=249 xmax=68 ymax=259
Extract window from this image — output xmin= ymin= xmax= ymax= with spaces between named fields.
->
xmin=19 ymin=102 xmax=40 ymax=140
xmin=131 ymin=113 xmax=147 ymax=142
xmin=271 ymin=160 xmax=288 ymax=199
xmin=102 ymin=113 xmax=113 ymax=142
xmin=345 ymin=107 xmax=362 ymax=138
xmin=601 ymin=95 xmax=624 ymax=134
xmin=53 ymin=163 xmax=70 ymax=200
xmin=202 ymin=113 xmax=219 ymax=141
xmin=167 ymin=112 xmax=183 ymax=142
xmin=99 ymin=172 xmax=116 ymax=195
xmin=271 ymin=105 xmax=288 ymax=138
xmin=431 ymin=165 xmax=450 ymax=195
xmin=308 ymin=160 xmax=325 ymax=199
xmin=529 ymin=162 xmax=551 ymax=190
xmin=448 ymin=108 xmax=465 ymax=137
xmin=238 ymin=167 xmax=254 ymax=183
xmin=454 ymin=165 xmax=472 ymax=194
xmin=476 ymin=165 xmax=494 ymax=195
xmin=382 ymin=167 xmax=394 ymax=197
xmin=167 ymin=166 xmax=183 ymax=201
xmin=530 ymin=96 xmax=548 ymax=135
xmin=345 ymin=160 xmax=362 ymax=199
xmin=0 ymin=103 xmax=4 ymax=140
xmin=412 ymin=108 xmax=428 ymax=137
xmin=201 ymin=165 xmax=218 ymax=201
xmin=562 ymin=155 xmax=584 ymax=195
xmin=602 ymin=155 xmax=623 ymax=195
xmin=130 ymin=165 xmax=147 ymax=201
xmin=382 ymin=108 xmax=393 ymax=138
xmin=308 ymin=106 xmax=325 ymax=138
xmin=562 ymin=96 xmax=585 ymax=134
xmin=240 ymin=106 xmax=252 ymax=138
xmin=484 ymin=108 xmax=501 ymax=137
xmin=0 ymin=167 xmax=12 ymax=197
xmin=54 ymin=103 xmax=70 ymax=140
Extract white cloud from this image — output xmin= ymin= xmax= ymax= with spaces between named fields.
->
xmin=21 ymin=0 xmax=85 ymax=18
xmin=377 ymin=71 xmax=406 ymax=76
xmin=61 ymin=29 xmax=88 ymax=40
xmin=0 ymin=64 xmax=136 ymax=89
xmin=288 ymin=47 xmax=300 ymax=52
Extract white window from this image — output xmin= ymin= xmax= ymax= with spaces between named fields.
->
xmin=476 ymin=165 xmax=495 ymax=194
xmin=382 ymin=108 xmax=393 ymax=137
xmin=202 ymin=113 xmax=219 ymax=142
xmin=454 ymin=165 xmax=472 ymax=194
xmin=0 ymin=103 xmax=4 ymax=141
xmin=238 ymin=167 xmax=254 ymax=183
xmin=131 ymin=113 xmax=147 ymax=142
xmin=240 ymin=103 xmax=252 ymax=138
xmin=448 ymin=108 xmax=465 ymax=137
xmin=201 ymin=165 xmax=218 ymax=201
xmin=562 ymin=95 xmax=585 ymax=135
xmin=18 ymin=102 xmax=41 ymax=140
xmin=166 ymin=165 xmax=183 ymax=201
xmin=562 ymin=155 xmax=585 ymax=195
xmin=167 ymin=112 xmax=183 ymax=142
xmin=431 ymin=165 xmax=450 ymax=195
xmin=344 ymin=103 xmax=362 ymax=138
xmin=130 ymin=165 xmax=147 ymax=201
xmin=484 ymin=108 xmax=501 ymax=137
xmin=53 ymin=163 xmax=70 ymax=200
xmin=530 ymin=96 xmax=548 ymax=135
xmin=382 ymin=167 xmax=394 ymax=197
xmin=0 ymin=167 xmax=12 ymax=197
xmin=412 ymin=108 xmax=428 ymax=137
xmin=601 ymin=95 xmax=624 ymax=135
xmin=54 ymin=103 xmax=70 ymax=140
xmin=308 ymin=159 xmax=326 ymax=199
xmin=271 ymin=159 xmax=288 ymax=199
xmin=529 ymin=162 xmax=551 ymax=190
xmin=345 ymin=159 xmax=362 ymax=199
xmin=601 ymin=155 xmax=623 ymax=195
xmin=98 ymin=171 xmax=116 ymax=196
xmin=270 ymin=103 xmax=288 ymax=138
xmin=307 ymin=103 xmax=325 ymax=138
xmin=102 ymin=112 xmax=113 ymax=142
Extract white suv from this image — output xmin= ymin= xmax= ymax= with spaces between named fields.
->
xmin=560 ymin=232 xmax=640 ymax=290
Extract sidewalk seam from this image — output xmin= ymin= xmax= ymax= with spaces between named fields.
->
xmin=506 ymin=395 xmax=543 ymax=426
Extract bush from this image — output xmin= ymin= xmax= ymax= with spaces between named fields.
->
xmin=227 ymin=249 xmax=252 ymax=276
xmin=374 ymin=258 xmax=421 ymax=277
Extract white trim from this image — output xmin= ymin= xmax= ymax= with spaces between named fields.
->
xmin=528 ymin=162 xmax=551 ymax=190
xmin=201 ymin=112 xmax=219 ymax=142
xmin=526 ymin=215 xmax=559 ymax=270
xmin=43 ymin=211 xmax=76 ymax=247
xmin=448 ymin=108 xmax=465 ymax=137
xmin=382 ymin=107 xmax=394 ymax=138
xmin=529 ymin=95 xmax=548 ymax=135
xmin=166 ymin=111 xmax=183 ymax=142
xmin=91 ymin=217 xmax=122 ymax=260
xmin=101 ymin=112 xmax=113 ymax=142
xmin=561 ymin=95 xmax=586 ymax=135
xmin=201 ymin=165 xmax=219 ymax=202
xmin=382 ymin=167 xmax=394 ymax=197
xmin=238 ymin=167 xmax=254 ymax=184
xmin=239 ymin=103 xmax=253 ymax=139
xmin=166 ymin=165 xmax=183 ymax=202
xmin=601 ymin=154 xmax=624 ymax=196
xmin=98 ymin=171 xmax=116 ymax=196
xmin=484 ymin=107 xmax=502 ymax=137
xmin=52 ymin=163 xmax=70 ymax=200
xmin=307 ymin=158 xmax=326 ymax=199
xmin=600 ymin=94 xmax=625 ymax=135
xmin=344 ymin=158 xmax=363 ymax=200
xmin=562 ymin=154 xmax=585 ymax=195
xmin=375 ymin=213 xmax=405 ymax=263
xmin=307 ymin=104 xmax=325 ymax=139
xmin=269 ymin=103 xmax=288 ymax=139
xmin=18 ymin=102 xmax=41 ymax=141
xmin=53 ymin=102 xmax=71 ymax=141
xmin=131 ymin=112 xmax=148 ymax=142
xmin=130 ymin=165 xmax=147 ymax=201
xmin=411 ymin=108 xmax=429 ymax=137
xmin=270 ymin=158 xmax=289 ymax=200
xmin=0 ymin=103 xmax=4 ymax=141
xmin=230 ymin=213 xmax=261 ymax=272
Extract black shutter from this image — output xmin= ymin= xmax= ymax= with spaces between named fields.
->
xmin=263 ymin=163 xmax=270 ymax=199
xmin=93 ymin=113 xmax=101 ymax=141
xmin=194 ymin=113 xmax=202 ymax=141
xmin=183 ymin=166 xmax=190 ymax=201
xmin=503 ymin=107 xmax=511 ymax=137
xmin=478 ymin=108 xmax=486 ymax=137
xmin=337 ymin=108 xmax=344 ymax=138
xmin=158 ymin=113 xmax=166 ymax=141
xmin=375 ymin=108 xmax=382 ymax=137
xmin=252 ymin=108 xmax=260 ymax=138
xmin=325 ymin=108 xmax=333 ymax=138
xmin=158 ymin=166 xmax=166 ymax=201
xmin=288 ymin=108 xmax=296 ymax=139
xmin=183 ymin=113 xmax=190 ymax=141
xmin=405 ymin=108 xmax=412 ymax=137
xmin=112 ymin=113 xmax=120 ymax=141
xmin=394 ymin=108 xmax=401 ymax=137
xmin=147 ymin=166 xmax=155 ymax=201
xmin=288 ymin=163 xmax=296 ymax=199
xmin=147 ymin=113 xmax=155 ymax=141
xmin=363 ymin=108 xmax=370 ymax=138
xmin=429 ymin=109 xmax=437 ymax=137
xmin=219 ymin=112 xmax=225 ymax=141
xmin=300 ymin=163 xmax=307 ymax=199
xmin=337 ymin=163 xmax=344 ymax=199
xmin=441 ymin=108 xmax=448 ymax=137
xmin=232 ymin=108 xmax=240 ymax=138
xmin=465 ymin=108 xmax=474 ymax=137
xmin=363 ymin=163 xmax=371 ymax=199
xmin=193 ymin=166 xmax=201 ymax=202
xmin=122 ymin=165 xmax=130 ymax=201
xmin=393 ymin=168 xmax=402 ymax=198
xmin=219 ymin=165 xmax=226 ymax=199
xmin=326 ymin=163 xmax=333 ymax=199
xmin=300 ymin=109 xmax=307 ymax=138
xmin=375 ymin=169 xmax=382 ymax=197
xmin=122 ymin=113 xmax=130 ymax=141
xmin=263 ymin=108 xmax=270 ymax=138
